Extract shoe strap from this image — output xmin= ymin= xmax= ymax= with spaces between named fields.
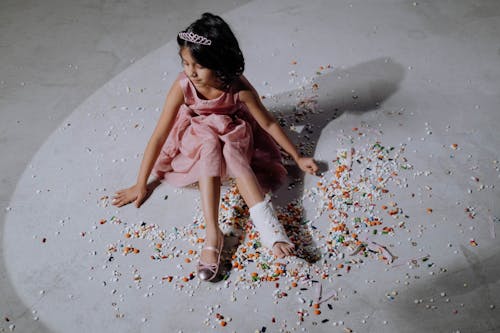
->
xmin=198 ymin=262 xmax=218 ymax=269
xmin=201 ymin=245 xmax=220 ymax=254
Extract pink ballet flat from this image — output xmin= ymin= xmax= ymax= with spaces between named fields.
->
xmin=197 ymin=236 xmax=224 ymax=282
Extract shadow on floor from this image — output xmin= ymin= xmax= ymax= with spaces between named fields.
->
xmin=272 ymin=56 xmax=406 ymax=205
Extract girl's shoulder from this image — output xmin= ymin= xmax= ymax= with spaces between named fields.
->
xmin=176 ymin=72 xmax=190 ymax=88
xmin=232 ymin=75 xmax=258 ymax=103
xmin=173 ymin=72 xmax=194 ymax=103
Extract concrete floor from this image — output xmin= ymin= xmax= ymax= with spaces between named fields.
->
xmin=1 ymin=1 xmax=499 ymax=332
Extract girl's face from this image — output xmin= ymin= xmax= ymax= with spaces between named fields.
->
xmin=180 ymin=47 xmax=219 ymax=89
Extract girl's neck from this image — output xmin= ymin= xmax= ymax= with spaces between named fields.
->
xmin=192 ymin=81 xmax=226 ymax=100
xmin=190 ymin=77 xmax=229 ymax=100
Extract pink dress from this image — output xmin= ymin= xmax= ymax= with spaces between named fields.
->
xmin=152 ymin=72 xmax=287 ymax=192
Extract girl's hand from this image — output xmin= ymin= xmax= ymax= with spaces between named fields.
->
xmin=112 ymin=184 xmax=147 ymax=208
xmin=296 ymin=156 xmax=318 ymax=175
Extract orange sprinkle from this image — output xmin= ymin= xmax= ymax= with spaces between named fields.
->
xmin=220 ymin=321 xmax=227 ymax=327
xmin=184 ymin=258 xmax=191 ymax=263
xmin=182 ymin=277 xmax=189 ymax=282
xmin=188 ymin=249 xmax=194 ymax=255
xmin=124 ymin=233 xmax=131 ymax=238
xmin=313 ymin=303 xmax=320 ymax=309
xmin=314 ymin=309 xmax=321 ymax=315
xmin=291 ymin=282 xmax=298 ymax=288
xmin=388 ymin=209 xmax=399 ymax=216
xmin=133 ymin=248 xmax=140 ymax=254
xmin=426 ymin=208 xmax=433 ymax=213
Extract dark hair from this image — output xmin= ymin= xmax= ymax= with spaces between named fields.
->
xmin=177 ymin=13 xmax=245 ymax=88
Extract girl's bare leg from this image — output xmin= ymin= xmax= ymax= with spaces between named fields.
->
xmin=198 ymin=177 xmax=224 ymax=265
xmin=236 ymin=173 xmax=294 ymax=258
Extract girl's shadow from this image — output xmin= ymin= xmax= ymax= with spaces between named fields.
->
xmin=274 ymin=57 xmax=406 ymax=203
xmin=220 ymin=57 xmax=405 ymax=269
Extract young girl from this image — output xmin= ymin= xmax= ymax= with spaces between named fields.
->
xmin=112 ymin=13 xmax=318 ymax=282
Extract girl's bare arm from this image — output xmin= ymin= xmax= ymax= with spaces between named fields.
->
xmin=238 ymin=76 xmax=318 ymax=175
xmin=113 ymin=78 xmax=184 ymax=207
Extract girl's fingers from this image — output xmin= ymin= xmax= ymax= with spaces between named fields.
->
xmin=112 ymin=196 xmax=124 ymax=204
xmin=119 ymin=199 xmax=131 ymax=207
xmin=274 ymin=243 xmax=295 ymax=258
xmin=111 ymin=188 xmax=140 ymax=207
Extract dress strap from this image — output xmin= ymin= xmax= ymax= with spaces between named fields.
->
xmin=232 ymin=88 xmax=240 ymax=105
xmin=178 ymin=72 xmax=195 ymax=105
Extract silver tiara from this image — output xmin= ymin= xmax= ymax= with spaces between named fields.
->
xmin=178 ymin=32 xmax=212 ymax=46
